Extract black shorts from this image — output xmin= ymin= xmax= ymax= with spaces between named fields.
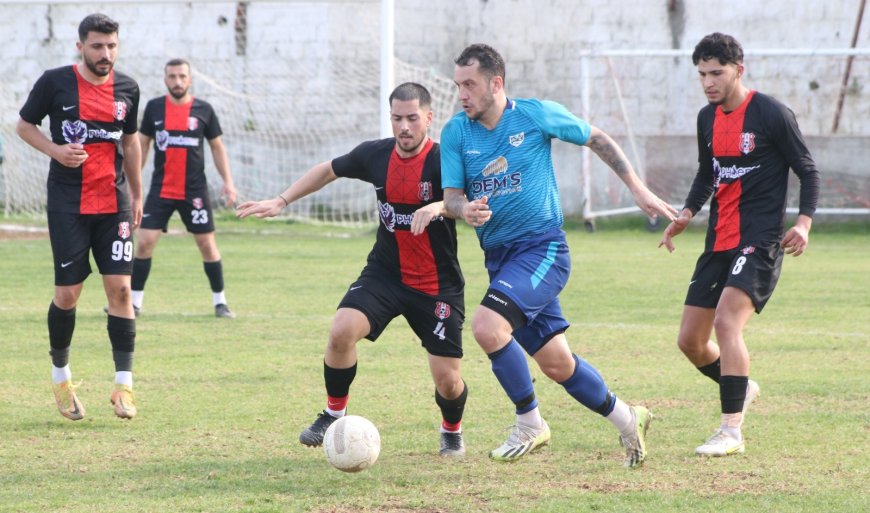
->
xmin=685 ymin=242 xmax=784 ymax=313
xmin=338 ymin=265 xmax=464 ymax=358
xmin=141 ymin=193 xmax=215 ymax=233
xmin=48 ymin=211 xmax=135 ymax=285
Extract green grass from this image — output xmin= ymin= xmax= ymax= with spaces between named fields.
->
xmin=0 ymin=214 xmax=868 ymax=513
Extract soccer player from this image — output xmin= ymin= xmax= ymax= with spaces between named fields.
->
xmin=659 ymin=33 xmax=820 ymax=456
xmin=135 ymin=58 xmax=237 ymax=318
xmin=16 ymin=13 xmax=141 ymax=420
xmin=441 ymin=44 xmax=677 ymax=467
xmin=236 ymin=83 xmax=469 ymax=457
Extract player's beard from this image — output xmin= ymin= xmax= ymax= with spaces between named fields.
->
xmin=84 ymin=55 xmax=113 ymax=77
xmin=465 ymin=89 xmax=496 ymax=121
xmin=168 ymin=86 xmax=189 ymax=100
xmin=396 ymin=132 xmax=426 ymax=156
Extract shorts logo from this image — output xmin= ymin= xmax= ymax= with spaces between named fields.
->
xmin=418 ymin=181 xmax=433 ymax=202
xmin=741 ymin=245 xmax=756 ymax=255
xmin=113 ymin=100 xmax=127 ymax=121
xmin=188 ymin=117 xmax=198 ymax=131
xmin=509 ymin=132 xmax=525 ymax=147
xmin=118 ymin=222 xmax=131 ymax=239
xmin=192 ymin=197 xmax=204 ymax=209
xmin=740 ymin=132 xmax=756 ymax=154
xmin=434 ymin=301 xmax=451 ymax=320
xmin=62 ymin=119 xmax=88 ymax=144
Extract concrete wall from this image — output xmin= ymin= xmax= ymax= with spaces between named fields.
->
xmin=2 ymin=0 xmax=867 ymax=216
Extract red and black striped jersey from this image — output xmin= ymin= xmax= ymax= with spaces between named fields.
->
xmin=332 ymin=138 xmax=464 ymax=297
xmin=685 ymin=91 xmax=820 ymax=252
xmin=139 ymin=96 xmax=222 ymax=200
xmin=19 ymin=64 xmax=140 ymax=214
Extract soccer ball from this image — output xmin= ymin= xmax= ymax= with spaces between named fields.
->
xmin=322 ymin=415 xmax=381 ymax=473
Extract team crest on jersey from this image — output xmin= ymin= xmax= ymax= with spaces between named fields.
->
xmin=62 ymin=120 xmax=88 ymax=144
xmin=378 ymin=200 xmax=396 ymax=232
xmin=434 ymin=301 xmax=451 ymax=320
xmin=509 ymin=131 xmax=525 ymax=147
xmin=113 ymin=101 xmax=127 ymax=121
xmin=118 ymin=222 xmax=131 ymax=240
xmin=741 ymin=245 xmax=756 ymax=255
xmin=418 ymin=181 xmax=433 ymax=202
xmin=188 ymin=117 xmax=198 ymax=131
xmin=192 ymin=197 xmax=204 ymax=209
xmin=740 ymin=132 xmax=756 ymax=155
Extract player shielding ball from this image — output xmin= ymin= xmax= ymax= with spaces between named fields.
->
xmin=237 ymin=83 xmax=469 ymax=457
xmin=16 ymin=13 xmax=141 ymax=420
xmin=659 ymin=33 xmax=820 ymax=456
xmin=134 ymin=58 xmax=237 ymax=318
xmin=441 ymin=44 xmax=677 ymax=467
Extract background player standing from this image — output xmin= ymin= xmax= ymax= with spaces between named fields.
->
xmin=442 ymin=44 xmax=677 ymax=467
xmin=135 ymin=58 xmax=237 ymax=318
xmin=237 ymin=83 xmax=469 ymax=457
xmin=659 ymin=33 xmax=820 ymax=457
xmin=16 ymin=13 xmax=141 ymax=420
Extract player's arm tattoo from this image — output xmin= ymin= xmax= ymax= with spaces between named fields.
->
xmin=443 ymin=189 xmax=469 ymax=219
xmin=586 ymin=130 xmax=631 ymax=178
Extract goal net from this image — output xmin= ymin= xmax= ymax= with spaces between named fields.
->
xmin=575 ymin=49 xmax=870 ymax=228
xmin=0 ymin=1 xmax=458 ymax=226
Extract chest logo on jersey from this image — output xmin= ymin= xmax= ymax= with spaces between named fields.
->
xmin=740 ymin=132 xmax=756 ymax=155
xmin=377 ymin=200 xmax=414 ymax=233
xmin=155 ymin=129 xmax=199 ymax=151
xmin=509 ymin=131 xmax=525 ymax=147
xmin=113 ymin=101 xmax=127 ymax=121
xmin=418 ymin=181 xmax=433 ymax=202
xmin=62 ymin=120 xmax=88 ymax=144
xmin=434 ymin=301 xmax=451 ymax=320
xmin=188 ymin=117 xmax=199 ymax=131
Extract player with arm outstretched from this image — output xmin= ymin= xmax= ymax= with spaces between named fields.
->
xmin=237 ymin=83 xmax=468 ymax=457
xmin=441 ymin=43 xmax=676 ymax=467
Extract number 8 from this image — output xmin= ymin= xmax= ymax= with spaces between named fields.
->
xmin=732 ymin=255 xmax=746 ymax=275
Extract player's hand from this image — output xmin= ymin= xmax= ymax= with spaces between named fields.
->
xmin=463 ymin=196 xmax=491 ymax=228
xmin=633 ymin=187 xmax=678 ymax=222
xmin=130 ymin=197 xmax=143 ymax=229
xmin=53 ymin=143 xmax=88 ymax=168
xmin=658 ymin=210 xmax=692 ymax=253
xmin=222 ymin=182 xmax=238 ymax=208
xmin=410 ymin=202 xmax=444 ymax=235
xmin=781 ymin=225 xmax=809 ymax=256
xmin=236 ymin=197 xmax=285 ymax=219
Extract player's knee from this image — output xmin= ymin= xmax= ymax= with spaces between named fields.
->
xmin=470 ymin=317 xmax=506 ymax=351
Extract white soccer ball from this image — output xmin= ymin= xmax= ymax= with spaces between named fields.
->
xmin=322 ymin=415 xmax=381 ymax=473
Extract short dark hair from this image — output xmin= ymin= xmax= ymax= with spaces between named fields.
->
xmin=454 ymin=43 xmax=505 ymax=82
xmin=692 ymin=32 xmax=744 ymax=66
xmin=78 ymin=13 xmax=119 ymax=42
xmin=165 ymin=58 xmax=191 ymax=71
xmin=389 ymin=82 xmax=431 ymax=109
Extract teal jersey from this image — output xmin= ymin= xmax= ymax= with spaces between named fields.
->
xmin=441 ymin=98 xmax=590 ymax=249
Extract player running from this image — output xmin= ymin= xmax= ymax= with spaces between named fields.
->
xmin=660 ymin=32 xmax=820 ymax=457
xmin=236 ymin=82 xmax=468 ymax=457
xmin=441 ymin=44 xmax=677 ymax=467
xmin=17 ymin=13 xmax=141 ymax=420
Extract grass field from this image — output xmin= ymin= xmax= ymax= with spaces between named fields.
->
xmin=0 ymin=215 xmax=867 ymax=513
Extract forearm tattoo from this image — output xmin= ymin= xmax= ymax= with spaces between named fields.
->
xmin=587 ymin=133 xmax=630 ymax=178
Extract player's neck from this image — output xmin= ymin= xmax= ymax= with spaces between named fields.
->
xmin=75 ymin=63 xmax=110 ymax=86
xmin=721 ymin=85 xmax=750 ymax=113
xmin=479 ymin=94 xmax=508 ymax=130
xmin=167 ymin=94 xmax=193 ymax=105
